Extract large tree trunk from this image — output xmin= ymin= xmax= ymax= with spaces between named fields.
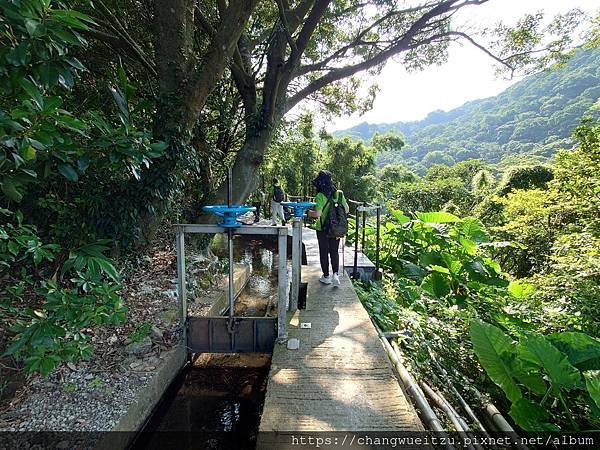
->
xmin=133 ymin=0 xmax=259 ymax=243
xmin=211 ymin=27 xmax=289 ymax=206
xmin=215 ymin=125 xmax=278 ymax=205
xmin=133 ymin=0 xmax=193 ymax=241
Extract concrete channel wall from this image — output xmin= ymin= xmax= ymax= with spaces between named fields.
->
xmin=208 ymin=263 xmax=251 ymax=315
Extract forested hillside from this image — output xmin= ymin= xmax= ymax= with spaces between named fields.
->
xmin=337 ymin=47 xmax=600 ymax=170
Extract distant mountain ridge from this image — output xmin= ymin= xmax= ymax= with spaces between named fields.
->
xmin=335 ymin=47 xmax=600 ymax=170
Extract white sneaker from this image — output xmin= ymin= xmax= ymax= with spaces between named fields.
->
xmin=319 ymin=275 xmax=332 ymax=284
xmin=332 ymin=273 xmax=340 ymax=287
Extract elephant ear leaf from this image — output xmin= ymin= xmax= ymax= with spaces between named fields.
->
xmin=470 ymin=320 xmax=522 ymax=403
xmin=510 ymin=352 xmax=547 ymax=395
xmin=521 ymin=335 xmax=581 ymax=389
xmin=416 ymin=211 xmax=461 ymax=223
xmin=458 ymin=217 xmax=489 ymax=242
xmin=585 ymin=371 xmax=600 ymax=410
xmin=421 ymin=272 xmax=450 ymax=299
xmin=548 ymin=332 xmax=600 ymax=371
xmin=509 ymin=398 xmax=560 ymax=432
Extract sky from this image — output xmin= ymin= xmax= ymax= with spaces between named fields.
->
xmin=325 ymin=0 xmax=599 ymax=132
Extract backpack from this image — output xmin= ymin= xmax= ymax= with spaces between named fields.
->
xmin=326 ymin=191 xmax=348 ymax=239
xmin=273 ymin=185 xmax=285 ymax=202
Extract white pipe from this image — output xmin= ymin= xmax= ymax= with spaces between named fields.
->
xmin=371 ymin=320 xmax=454 ymax=450
xmin=421 ymin=381 xmax=477 ymax=450
xmin=429 ymin=350 xmax=490 ymax=438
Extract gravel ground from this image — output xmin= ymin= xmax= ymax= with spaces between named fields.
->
xmin=1 ymin=365 xmax=147 ymax=431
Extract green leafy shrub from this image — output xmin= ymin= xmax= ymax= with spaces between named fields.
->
xmin=0 ymin=0 xmax=172 ymax=377
xmin=1 ymin=0 xmax=166 ymax=247
xmin=1 ymin=237 xmax=127 ymax=376
xmin=0 ymin=208 xmax=59 ymax=268
xmin=129 ymin=322 xmax=151 ymax=343
xmin=497 ymin=165 xmax=554 ymax=195
xmin=491 ymin=189 xmax=558 ymax=276
xmin=471 ymin=320 xmax=600 ymax=431
xmin=356 ymin=206 xmax=599 ymax=431
xmin=362 ymin=210 xmax=518 ymax=313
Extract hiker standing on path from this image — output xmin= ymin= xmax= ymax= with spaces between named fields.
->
xmin=269 ymin=178 xmax=286 ymax=226
xmin=308 ymin=170 xmax=349 ymax=287
xmin=249 ymin=188 xmax=265 ymax=222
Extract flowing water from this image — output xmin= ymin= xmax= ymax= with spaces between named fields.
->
xmin=212 ymin=234 xmax=282 ymax=317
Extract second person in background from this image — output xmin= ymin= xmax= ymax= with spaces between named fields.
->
xmin=269 ymin=178 xmax=286 ymax=226
xmin=308 ymin=170 xmax=349 ymax=287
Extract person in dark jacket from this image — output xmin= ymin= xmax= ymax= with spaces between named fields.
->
xmin=308 ymin=170 xmax=349 ymax=287
xmin=268 ymin=178 xmax=286 ymax=225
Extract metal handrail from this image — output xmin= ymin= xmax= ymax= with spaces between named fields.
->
xmin=344 ymin=197 xmax=382 ymax=281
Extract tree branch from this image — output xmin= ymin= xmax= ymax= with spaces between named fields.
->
xmin=195 ymin=5 xmax=217 ymax=37
xmin=94 ymin=0 xmax=157 ymax=76
xmin=288 ymin=0 xmax=316 ymax=32
xmin=292 ymin=0 xmax=332 ymax=61
xmin=447 ymin=31 xmax=515 ymax=74
xmin=181 ymin=0 xmax=260 ymax=134
xmin=275 ymin=0 xmax=298 ymax=55
xmin=81 ymin=27 xmax=156 ymax=75
xmin=230 ymin=37 xmax=258 ymax=117
xmin=286 ymin=0 xmax=492 ymax=111
xmin=295 ymin=0 xmax=463 ymax=77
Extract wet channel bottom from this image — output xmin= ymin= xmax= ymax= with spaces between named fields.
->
xmin=131 ymin=356 xmax=270 ymax=450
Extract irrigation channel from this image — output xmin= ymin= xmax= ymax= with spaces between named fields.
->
xmin=131 ymin=235 xmax=285 ymax=450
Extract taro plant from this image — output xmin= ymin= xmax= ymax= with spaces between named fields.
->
xmin=361 ymin=210 xmax=523 ymax=311
xmin=471 ymin=320 xmax=600 ymax=431
xmin=356 ymin=209 xmax=600 ymax=431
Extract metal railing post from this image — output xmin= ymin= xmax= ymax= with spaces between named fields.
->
xmin=353 ymin=203 xmax=359 ymax=279
xmin=277 ymin=226 xmax=288 ymax=341
xmin=361 ymin=201 xmax=367 ymax=252
xmin=375 ymin=205 xmax=382 ymax=281
xmin=176 ymin=226 xmax=187 ymax=340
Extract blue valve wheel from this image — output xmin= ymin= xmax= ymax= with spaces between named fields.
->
xmin=202 ymin=204 xmax=256 ymax=228
xmin=281 ymin=201 xmax=317 ymax=218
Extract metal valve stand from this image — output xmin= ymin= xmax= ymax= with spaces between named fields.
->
xmin=281 ymin=201 xmax=315 ymax=309
xmin=176 ymin=169 xmax=297 ymax=353
xmin=202 ymin=203 xmax=255 ymax=335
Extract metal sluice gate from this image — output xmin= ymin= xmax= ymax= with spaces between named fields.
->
xmin=187 ymin=316 xmax=278 ymax=353
xmin=175 ymin=169 xmax=314 ymax=354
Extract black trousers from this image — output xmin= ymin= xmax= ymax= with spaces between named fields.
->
xmin=316 ymin=230 xmax=340 ymax=276
xmin=252 ymin=202 xmax=261 ymax=221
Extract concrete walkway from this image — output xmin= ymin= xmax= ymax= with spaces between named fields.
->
xmin=259 ymin=229 xmax=422 ymax=434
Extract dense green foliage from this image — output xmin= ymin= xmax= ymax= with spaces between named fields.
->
xmin=356 ymin=120 xmax=600 ymax=432
xmin=264 ymin=117 xmax=377 ymax=202
xmin=0 ymin=0 xmax=163 ymax=375
xmin=470 ymin=320 xmax=600 ymax=431
xmin=490 ymin=121 xmax=600 ymax=333
xmin=357 ymin=209 xmax=600 ymax=431
xmin=338 ymin=47 xmax=600 ymax=171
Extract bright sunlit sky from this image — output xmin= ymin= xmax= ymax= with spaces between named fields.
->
xmin=324 ymin=0 xmax=599 ymax=132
